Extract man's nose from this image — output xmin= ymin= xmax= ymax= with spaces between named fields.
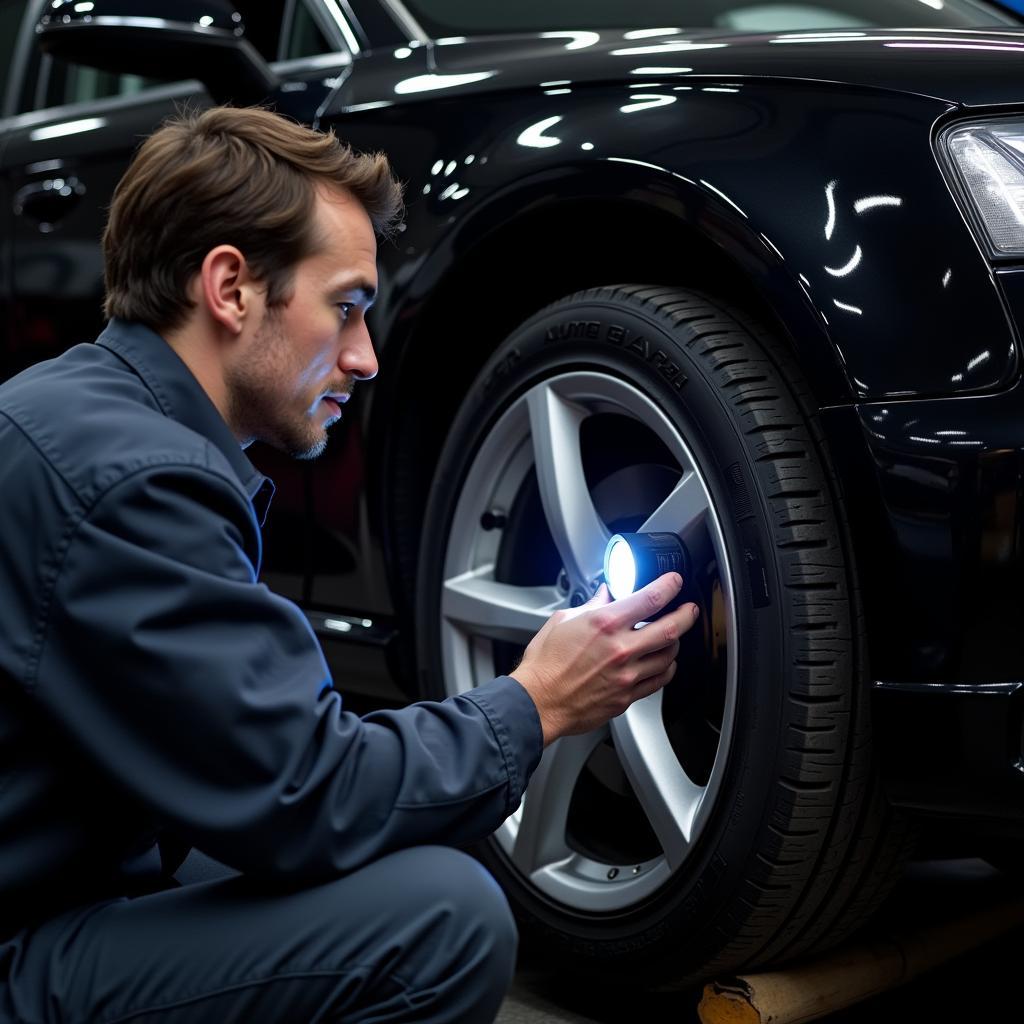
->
xmin=341 ymin=321 xmax=378 ymax=381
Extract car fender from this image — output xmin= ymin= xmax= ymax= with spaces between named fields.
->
xmin=336 ymin=78 xmax=1017 ymax=408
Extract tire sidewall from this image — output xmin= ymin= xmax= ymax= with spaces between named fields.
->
xmin=416 ymin=292 xmax=803 ymax=969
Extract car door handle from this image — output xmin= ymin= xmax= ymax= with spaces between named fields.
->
xmin=13 ymin=176 xmax=87 ymax=231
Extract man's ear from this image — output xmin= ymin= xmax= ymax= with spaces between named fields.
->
xmin=197 ymin=245 xmax=262 ymax=334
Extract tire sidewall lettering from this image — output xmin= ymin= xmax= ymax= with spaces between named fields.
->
xmin=541 ymin=316 xmax=689 ymax=392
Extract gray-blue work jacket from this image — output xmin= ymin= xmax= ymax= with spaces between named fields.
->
xmin=0 ymin=319 xmax=543 ymax=937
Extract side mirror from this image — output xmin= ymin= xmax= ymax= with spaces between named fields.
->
xmin=36 ymin=0 xmax=280 ymax=106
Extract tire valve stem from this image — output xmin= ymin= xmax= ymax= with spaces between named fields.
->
xmin=607 ymin=868 xmax=619 ymax=880
xmin=480 ymin=509 xmax=507 ymax=531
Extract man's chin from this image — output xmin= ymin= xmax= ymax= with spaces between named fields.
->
xmin=248 ymin=411 xmax=335 ymax=460
xmin=293 ymin=437 xmax=328 ymax=461
xmin=261 ymin=426 xmax=329 ymax=461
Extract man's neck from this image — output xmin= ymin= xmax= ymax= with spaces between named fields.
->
xmin=162 ymin=326 xmax=237 ymax=440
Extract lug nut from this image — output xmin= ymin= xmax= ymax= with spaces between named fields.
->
xmin=480 ymin=509 xmax=506 ymax=531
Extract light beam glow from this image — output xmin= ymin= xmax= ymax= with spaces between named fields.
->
xmin=606 ymin=539 xmax=637 ymax=599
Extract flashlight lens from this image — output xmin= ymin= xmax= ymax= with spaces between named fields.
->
xmin=606 ymin=538 xmax=636 ymax=599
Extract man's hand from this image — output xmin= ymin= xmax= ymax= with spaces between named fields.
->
xmin=511 ymin=572 xmax=700 ymax=745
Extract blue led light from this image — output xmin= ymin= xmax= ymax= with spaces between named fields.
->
xmin=603 ymin=532 xmax=689 ymax=616
xmin=605 ymin=536 xmax=637 ymax=599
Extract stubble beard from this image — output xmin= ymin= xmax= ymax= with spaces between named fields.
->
xmin=226 ymin=309 xmax=329 ymax=461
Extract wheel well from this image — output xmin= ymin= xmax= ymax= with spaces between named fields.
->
xmin=381 ymin=197 xmax=812 ymax=653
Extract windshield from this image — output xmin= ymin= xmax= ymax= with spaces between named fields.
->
xmin=400 ymin=1 xmax=1021 ymax=37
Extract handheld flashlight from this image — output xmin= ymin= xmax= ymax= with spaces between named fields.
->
xmin=603 ymin=532 xmax=690 ymax=616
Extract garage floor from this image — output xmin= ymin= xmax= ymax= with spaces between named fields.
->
xmin=497 ymin=857 xmax=1024 ymax=1023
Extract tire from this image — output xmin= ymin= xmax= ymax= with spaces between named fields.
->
xmin=415 ymin=285 xmax=914 ymax=986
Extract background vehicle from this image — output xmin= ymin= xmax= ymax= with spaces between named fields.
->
xmin=3 ymin=0 xmax=1024 ymax=987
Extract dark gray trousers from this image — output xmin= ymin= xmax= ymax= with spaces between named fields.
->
xmin=0 ymin=846 xmax=517 ymax=1023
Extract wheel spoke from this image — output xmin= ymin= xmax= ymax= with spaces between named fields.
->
xmin=609 ymin=690 xmax=705 ymax=871
xmin=442 ymin=565 xmax=561 ymax=644
xmin=526 ymin=384 xmax=609 ymax=587
xmin=440 ymin=369 xmax=739 ymax=906
xmin=511 ymin=727 xmax=607 ymax=877
xmin=639 ymin=470 xmax=709 ymax=536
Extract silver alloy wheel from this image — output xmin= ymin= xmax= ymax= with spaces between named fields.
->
xmin=440 ymin=371 xmax=739 ymax=912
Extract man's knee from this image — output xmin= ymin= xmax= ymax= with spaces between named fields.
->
xmin=381 ymin=845 xmax=516 ymax=963
xmin=393 ymin=846 xmax=518 ymax=1019
xmin=412 ymin=845 xmax=517 ymax=953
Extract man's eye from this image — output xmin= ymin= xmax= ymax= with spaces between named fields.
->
xmin=337 ymin=302 xmax=355 ymax=321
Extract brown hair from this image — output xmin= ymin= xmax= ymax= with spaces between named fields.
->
xmin=102 ymin=105 xmax=404 ymax=332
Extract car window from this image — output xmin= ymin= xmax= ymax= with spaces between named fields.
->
xmin=0 ymin=0 xmax=28 ymax=105
xmin=41 ymin=60 xmax=164 ymax=110
xmin=284 ymin=0 xmax=334 ymax=59
xmin=0 ymin=0 xmax=29 ymax=114
xmin=399 ymin=0 xmax=1020 ymax=35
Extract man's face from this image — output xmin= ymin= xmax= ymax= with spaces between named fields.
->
xmin=226 ymin=186 xmax=379 ymax=459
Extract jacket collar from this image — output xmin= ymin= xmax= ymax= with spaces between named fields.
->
xmin=96 ymin=319 xmax=275 ymax=525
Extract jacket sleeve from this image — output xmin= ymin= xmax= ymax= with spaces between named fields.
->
xmin=33 ymin=461 xmax=543 ymax=877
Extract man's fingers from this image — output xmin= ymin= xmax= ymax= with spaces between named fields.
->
xmin=561 ymin=582 xmax=611 ymax=622
xmin=633 ymin=639 xmax=680 ymax=681
xmin=607 ymin=571 xmax=683 ymax=628
xmin=633 ymin=660 xmax=677 ymax=702
xmin=630 ymin=602 xmax=700 ymax=658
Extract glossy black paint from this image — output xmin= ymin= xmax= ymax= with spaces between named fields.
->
xmin=42 ymin=0 xmax=241 ymax=33
xmin=4 ymin=2 xmax=1024 ymax=822
xmin=38 ymin=0 xmax=281 ymax=105
xmin=348 ymin=75 xmax=1014 ymax=401
xmin=348 ymin=27 xmax=1024 ymax=108
xmin=872 ymin=680 xmax=1024 ymax=821
xmin=824 ymin=389 xmax=1024 ymax=676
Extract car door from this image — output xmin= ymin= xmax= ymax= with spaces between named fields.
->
xmin=0 ymin=0 xmax=360 ymax=606
xmin=0 ymin=0 xmax=209 ymax=381
xmin=0 ymin=0 xmax=31 ymax=383
xmin=0 ymin=0 xmax=360 ymax=379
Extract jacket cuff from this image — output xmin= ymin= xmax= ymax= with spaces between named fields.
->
xmin=462 ymin=675 xmax=544 ymax=813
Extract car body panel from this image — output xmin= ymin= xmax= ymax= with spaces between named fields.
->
xmin=322 ymin=28 xmax=1024 ymax=110
xmin=4 ymin=0 xmax=1024 ymax=817
xmin=330 ymin=71 xmax=1016 ymax=408
xmin=2 ymin=85 xmax=206 ymax=377
xmin=872 ymin=678 xmax=1024 ymax=822
xmin=824 ymin=387 xmax=1024 ymax=678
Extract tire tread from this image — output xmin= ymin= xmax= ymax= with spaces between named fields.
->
xmin=566 ymin=284 xmax=912 ymax=978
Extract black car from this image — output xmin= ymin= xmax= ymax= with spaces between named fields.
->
xmin=3 ymin=0 xmax=1024 ymax=987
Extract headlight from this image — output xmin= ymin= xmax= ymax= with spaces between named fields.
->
xmin=943 ymin=119 xmax=1024 ymax=256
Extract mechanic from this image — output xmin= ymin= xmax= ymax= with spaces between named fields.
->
xmin=0 ymin=106 xmax=699 ymax=1023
